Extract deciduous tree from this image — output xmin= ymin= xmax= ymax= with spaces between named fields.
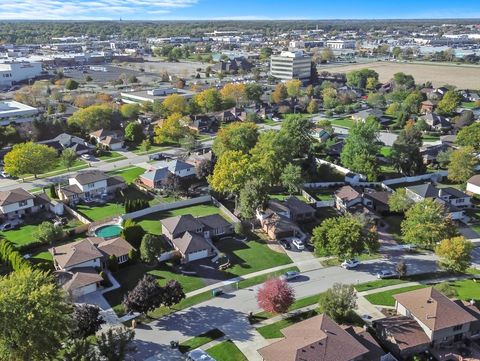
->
xmin=436 ymin=236 xmax=473 ymax=273
xmin=140 ymin=234 xmax=163 ymax=265
xmin=34 ymin=221 xmax=63 ymax=245
xmin=390 ymin=120 xmax=426 ymax=176
xmin=161 ymin=93 xmax=188 ymax=115
xmin=448 ymin=146 xmax=478 ymax=183
xmin=162 ymin=280 xmax=186 ymax=308
xmin=238 ymin=179 xmax=268 ymax=219
xmin=457 ymin=122 xmax=480 ymax=151
xmin=73 ymin=304 xmax=105 ymax=339
xmin=97 ymin=327 xmax=135 ymax=361
xmin=271 ymin=83 xmax=288 ymax=104
xmin=437 ymin=90 xmax=462 ymax=115
xmin=388 ymin=188 xmax=413 ymax=213
xmin=68 ymin=104 xmax=113 ymax=132
xmin=4 ymin=142 xmax=57 ymax=178
xmin=208 ymin=150 xmax=250 ymax=195
xmin=318 ymin=283 xmax=357 ymax=323
xmin=280 ymin=163 xmax=303 ymax=195
xmin=220 ymin=83 xmax=246 ymax=105
xmin=256 ymin=278 xmax=295 ymax=314
xmin=153 ymin=113 xmax=187 ymax=144
xmin=120 ymin=103 xmax=140 ymax=120
xmin=60 ymin=148 xmax=77 ymax=170
xmin=212 ymin=121 xmax=259 ymax=157
xmin=123 ymin=274 xmax=163 ymax=315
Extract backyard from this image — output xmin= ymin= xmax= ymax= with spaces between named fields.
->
xmin=106 ymin=166 xmax=145 ymax=184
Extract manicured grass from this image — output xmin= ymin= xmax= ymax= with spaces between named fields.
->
xmin=216 ymin=238 xmax=291 ymax=277
xmin=321 ymin=253 xmax=382 ymax=267
xmin=137 ymin=204 xmax=221 ymax=235
xmin=103 ymin=262 xmax=207 ymax=315
xmin=107 ymin=166 xmax=145 ymax=184
xmin=148 ymin=290 xmax=212 ymax=319
xmin=257 ymin=310 xmax=319 ymax=339
xmin=364 ymin=285 xmax=428 ymax=307
xmin=422 ymin=134 xmax=441 ymax=142
xmin=437 ymin=279 xmax=480 ymax=302
xmin=179 ymin=329 xmax=225 ymax=354
xmin=330 ymin=117 xmax=354 ymax=128
xmin=462 ymin=101 xmax=478 ymax=109
xmin=237 ymin=266 xmax=299 ymax=289
xmin=131 ymin=144 xmax=169 ymax=155
xmin=269 ymin=193 xmax=308 ymax=203
xmin=355 ymin=279 xmax=408 ymax=292
xmin=98 ymin=151 xmax=127 ymax=162
xmin=21 ymin=159 xmax=88 ymax=180
xmin=30 ymin=251 xmax=53 ymax=261
xmin=0 ymin=220 xmax=43 ymax=246
xmin=207 ymin=340 xmax=248 ymax=361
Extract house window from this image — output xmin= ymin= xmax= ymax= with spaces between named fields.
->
xmin=88 ymin=183 xmax=95 ymax=189
xmin=453 ymin=325 xmax=462 ymax=331
xmin=18 ymin=200 xmax=27 ymax=207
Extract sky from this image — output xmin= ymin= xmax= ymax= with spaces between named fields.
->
xmin=0 ymin=0 xmax=479 ymax=21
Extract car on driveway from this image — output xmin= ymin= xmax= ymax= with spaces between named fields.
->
xmin=341 ymin=259 xmax=360 ymax=269
xmin=280 ymin=270 xmax=300 ymax=281
xmin=292 ymin=238 xmax=305 ymax=250
xmin=377 ymin=270 xmax=396 ymax=279
xmin=186 ymin=348 xmax=215 ymax=361
xmin=279 ymin=239 xmax=291 ymax=250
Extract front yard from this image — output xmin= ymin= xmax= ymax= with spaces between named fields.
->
xmin=98 ymin=151 xmax=127 ymax=163
xmin=364 ymin=285 xmax=428 ymax=307
xmin=207 ymin=340 xmax=247 ymax=361
xmin=329 ymin=117 xmax=354 ymax=129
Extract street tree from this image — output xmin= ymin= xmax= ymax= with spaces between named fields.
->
xmin=123 ymin=274 xmax=163 ymax=315
xmin=448 ymin=146 xmax=478 ymax=183
xmin=60 ymin=148 xmax=77 ymax=170
xmin=73 ymin=304 xmax=105 ymax=339
xmin=436 ymin=236 xmax=473 ymax=273
xmin=162 ymin=280 xmax=186 ymax=308
xmin=124 ymin=122 xmax=145 ymax=144
xmin=212 ymin=121 xmax=259 ymax=157
xmin=280 ymin=163 xmax=303 ymax=195
xmin=257 ymin=278 xmax=295 ymax=314
xmin=395 ymin=260 xmax=407 ymax=278
xmin=4 ymin=142 xmax=57 ymax=178
xmin=0 ymin=268 xmax=73 ymax=361
xmin=340 ymin=117 xmax=380 ymax=181
xmin=140 ymin=234 xmax=163 ymax=265
xmin=318 ymin=283 xmax=357 ymax=323
xmin=139 ymin=139 xmax=151 ymax=153
xmin=401 ymin=198 xmax=457 ymax=248
xmin=97 ymin=327 xmax=135 ymax=361
xmin=307 ymin=99 xmax=318 ymax=114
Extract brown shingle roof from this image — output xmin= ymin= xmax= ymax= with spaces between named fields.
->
xmin=0 ymin=187 xmax=35 ymax=206
xmin=394 ymin=287 xmax=478 ymax=332
xmin=161 ymin=215 xmax=204 ymax=238
xmin=258 ymin=314 xmax=369 ymax=361
xmin=198 ymin=214 xmax=231 ymax=230
xmin=97 ymin=237 xmax=134 ymax=258
xmin=468 ymin=174 xmax=480 ymax=187
xmin=172 ymin=231 xmax=211 ymax=256
xmin=335 ymin=185 xmax=362 ymax=202
xmin=375 ymin=315 xmax=431 ymax=351
xmin=74 ymin=170 xmax=108 ymax=185
xmin=284 ymin=196 xmax=315 ymax=215
xmin=50 ymin=238 xmax=104 ymax=269
xmin=59 ymin=268 xmax=103 ymax=292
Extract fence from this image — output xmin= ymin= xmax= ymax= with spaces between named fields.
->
xmin=303 ymin=181 xmax=346 ymax=188
xmin=63 ymin=204 xmax=92 ymax=225
xmin=382 ymin=171 xmax=447 ymax=186
xmin=123 ymin=195 xmax=212 ymax=220
xmin=212 ymin=196 xmax=241 ymax=224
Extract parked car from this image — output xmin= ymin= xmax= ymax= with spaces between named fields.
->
xmin=0 ymin=223 xmax=13 ymax=231
xmin=186 ymin=348 xmax=215 ymax=361
xmin=279 ymin=239 xmax=291 ymax=250
xmin=292 ymin=238 xmax=305 ymax=250
xmin=0 ymin=171 xmax=9 ymax=178
xmin=81 ymin=154 xmax=92 ymax=160
xmin=341 ymin=259 xmax=360 ymax=269
xmin=149 ymin=153 xmax=166 ymax=161
xmin=377 ymin=270 xmax=396 ymax=279
xmin=280 ymin=270 xmax=300 ymax=281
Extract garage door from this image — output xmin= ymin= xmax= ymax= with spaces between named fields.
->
xmin=188 ymin=249 xmax=208 ymax=262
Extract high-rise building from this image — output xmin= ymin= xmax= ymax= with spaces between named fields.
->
xmin=270 ymin=51 xmax=311 ymax=80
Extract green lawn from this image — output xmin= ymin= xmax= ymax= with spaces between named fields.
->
xmin=462 ymin=101 xmax=478 ymax=109
xmin=98 ymin=151 xmax=127 ymax=162
xmin=330 ymin=117 xmax=354 ymax=128
xmin=179 ymin=329 xmax=225 ymax=354
xmin=364 ymin=285 xmax=427 ymax=307
xmin=137 ymin=204 xmax=221 ymax=235
xmin=20 ymin=159 xmax=88 ymax=180
xmin=207 ymin=340 xmax=247 ymax=361
xmin=216 ymin=238 xmax=291 ymax=277
xmin=355 ymin=279 xmax=407 ymax=292
xmin=106 ymin=166 xmax=145 ymax=184
xmin=379 ymin=146 xmax=392 ymax=157
xmin=269 ymin=194 xmax=308 ymax=203
xmin=437 ymin=279 xmax=480 ymax=302
xmin=104 ymin=262 xmax=207 ymax=315
xmin=237 ymin=266 xmax=299 ymax=289
xmin=0 ymin=219 xmax=44 ymax=246
xmin=422 ymin=134 xmax=441 ymax=142
xmin=257 ymin=310 xmax=319 ymax=339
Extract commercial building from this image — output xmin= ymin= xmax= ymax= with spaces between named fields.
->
xmin=270 ymin=51 xmax=311 ymax=80
xmin=0 ymin=100 xmax=39 ymax=126
xmin=326 ymin=40 xmax=356 ymax=49
xmin=0 ymin=61 xmax=42 ymax=87
xmin=120 ymin=86 xmax=194 ymax=104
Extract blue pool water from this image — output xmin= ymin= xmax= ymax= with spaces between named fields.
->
xmin=95 ymin=225 xmax=122 ymax=239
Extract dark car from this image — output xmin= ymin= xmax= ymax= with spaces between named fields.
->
xmin=279 ymin=239 xmax=291 ymax=250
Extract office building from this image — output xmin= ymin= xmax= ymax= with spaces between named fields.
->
xmin=270 ymin=51 xmax=311 ymax=80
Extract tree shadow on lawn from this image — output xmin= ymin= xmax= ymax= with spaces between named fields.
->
xmin=357 ymin=257 xmax=439 ymax=277
xmin=215 ymin=238 xmax=252 ymax=272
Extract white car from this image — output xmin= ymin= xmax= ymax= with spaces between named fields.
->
xmin=81 ymin=154 xmax=92 ymax=160
xmin=341 ymin=259 xmax=360 ymax=269
xmin=0 ymin=171 xmax=9 ymax=178
xmin=280 ymin=271 xmax=300 ymax=281
xmin=292 ymin=238 xmax=305 ymax=250
xmin=186 ymin=348 xmax=215 ymax=361
xmin=377 ymin=270 xmax=396 ymax=279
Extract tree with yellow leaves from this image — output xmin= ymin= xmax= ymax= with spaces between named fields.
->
xmin=436 ymin=236 xmax=473 ymax=272
xmin=208 ymin=150 xmax=250 ymax=195
xmin=220 ymin=83 xmax=246 ymax=106
xmin=161 ymin=93 xmax=188 ymax=115
xmin=4 ymin=142 xmax=57 ymax=179
xmin=153 ymin=113 xmax=187 ymax=145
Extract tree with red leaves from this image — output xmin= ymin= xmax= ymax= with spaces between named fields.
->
xmin=256 ymin=278 xmax=295 ymax=314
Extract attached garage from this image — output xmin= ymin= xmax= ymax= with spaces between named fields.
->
xmin=187 ymin=249 xmax=209 ymax=262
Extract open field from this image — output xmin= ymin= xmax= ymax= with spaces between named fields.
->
xmin=324 ymin=61 xmax=480 ymax=89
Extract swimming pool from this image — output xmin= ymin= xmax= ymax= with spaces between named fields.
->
xmin=95 ymin=224 xmax=122 ymax=239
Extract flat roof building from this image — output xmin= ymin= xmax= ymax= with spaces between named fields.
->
xmin=0 ymin=100 xmax=39 ymax=126
xmin=0 ymin=61 xmax=42 ymax=87
xmin=120 ymin=86 xmax=194 ymax=104
xmin=270 ymin=51 xmax=311 ymax=80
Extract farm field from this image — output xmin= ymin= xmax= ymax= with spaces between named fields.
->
xmin=325 ymin=61 xmax=480 ymax=89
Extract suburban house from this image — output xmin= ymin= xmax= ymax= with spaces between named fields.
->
xmin=420 ymin=113 xmax=451 ymax=131
xmin=420 ymin=143 xmax=454 ymax=165
xmin=420 ymin=100 xmax=438 ymax=114
xmin=405 ymin=183 xmax=471 ymax=220
xmin=258 ymin=314 xmax=388 ymax=361
xmin=0 ymin=188 xmax=54 ymax=221
xmin=139 ymin=159 xmax=196 ymax=189
xmin=256 ymin=196 xmax=314 ymax=240
xmin=467 ymin=175 xmax=480 ymax=196
xmin=352 ymin=108 xmax=384 ymax=123
xmin=58 ymin=170 xmax=126 ymax=205
xmin=89 ymin=129 xmax=124 ymax=150
xmin=310 ymin=127 xmax=332 ymax=142
xmin=161 ymin=214 xmax=233 ymax=263
xmin=40 ymin=133 xmax=92 ymax=155
xmin=50 ymin=236 xmax=135 ymax=297
xmin=187 ymin=114 xmax=218 ymax=133
xmin=375 ymin=287 xmax=480 ymax=359
xmin=212 ymin=57 xmax=253 ymax=74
